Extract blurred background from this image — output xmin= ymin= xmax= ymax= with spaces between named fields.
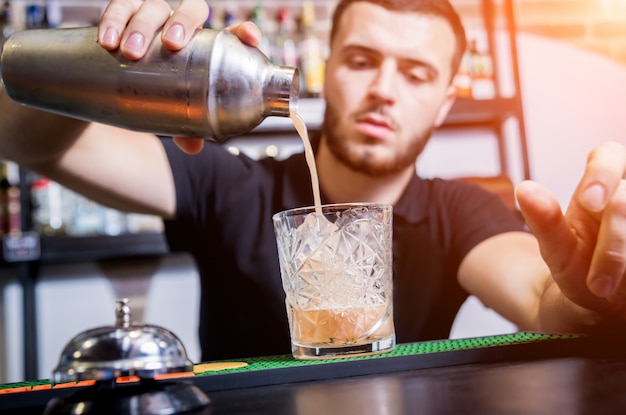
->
xmin=1 ymin=0 xmax=625 ymax=383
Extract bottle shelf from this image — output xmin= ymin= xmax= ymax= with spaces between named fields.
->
xmin=0 ymin=232 xmax=169 ymax=266
xmin=443 ymin=97 xmax=521 ymax=128
xmin=38 ymin=232 xmax=168 ymax=264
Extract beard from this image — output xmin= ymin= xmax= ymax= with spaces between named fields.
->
xmin=321 ymin=101 xmax=433 ymax=177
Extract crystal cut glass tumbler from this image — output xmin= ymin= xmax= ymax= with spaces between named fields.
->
xmin=273 ymin=203 xmax=395 ymax=359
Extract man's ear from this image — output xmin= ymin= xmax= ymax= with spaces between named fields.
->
xmin=434 ymin=85 xmax=457 ymax=128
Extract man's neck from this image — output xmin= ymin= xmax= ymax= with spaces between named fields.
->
xmin=316 ymin=137 xmax=415 ymax=206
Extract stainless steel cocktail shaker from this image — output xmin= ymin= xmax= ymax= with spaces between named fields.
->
xmin=0 ymin=26 xmax=299 ymax=142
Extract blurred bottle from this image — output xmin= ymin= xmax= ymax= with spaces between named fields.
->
xmin=126 ymin=213 xmax=164 ymax=234
xmin=272 ymin=6 xmax=298 ymax=68
xmin=70 ymin=194 xmax=105 ymax=236
xmin=453 ymin=48 xmax=473 ymax=99
xmin=249 ymin=3 xmax=272 ymax=60
xmin=0 ymin=0 xmax=16 ymax=47
xmin=0 ymin=161 xmax=10 ymax=236
xmin=31 ymin=177 xmax=70 ymax=236
xmin=5 ymin=161 xmax=20 ymax=235
xmin=203 ymin=7 xmax=214 ymax=29
xmin=223 ymin=8 xmax=237 ymax=28
xmin=45 ymin=0 xmax=63 ymax=29
xmin=469 ymin=38 xmax=496 ymax=100
xmin=298 ymin=1 xmax=326 ymax=98
xmin=25 ymin=4 xmax=46 ymax=29
xmin=101 ymin=207 xmax=128 ymax=236
xmin=0 ymin=161 xmax=21 ymax=236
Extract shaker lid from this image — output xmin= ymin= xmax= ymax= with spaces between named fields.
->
xmin=52 ymin=298 xmax=193 ymax=383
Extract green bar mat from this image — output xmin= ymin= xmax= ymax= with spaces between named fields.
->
xmin=0 ymin=332 xmax=592 ymax=411
xmin=191 ymin=332 xmax=584 ymax=392
xmin=195 ymin=332 xmax=577 ymax=375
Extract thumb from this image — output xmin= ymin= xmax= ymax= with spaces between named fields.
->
xmin=173 ymin=137 xmax=205 ymax=154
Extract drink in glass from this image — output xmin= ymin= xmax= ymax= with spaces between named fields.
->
xmin=273 ymin=203 xmax=395 ymax=359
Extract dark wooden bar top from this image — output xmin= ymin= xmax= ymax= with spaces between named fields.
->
xmin=2 ymin=332 xmax=626 ymax=414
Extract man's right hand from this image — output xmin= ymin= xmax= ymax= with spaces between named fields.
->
xmin=98 ymin=0 xmax=261 ymax=60
xmin=98 ymin=0 xmax=262 ymax=154
xmin=98 ymin=0 xmax=209 ymax=60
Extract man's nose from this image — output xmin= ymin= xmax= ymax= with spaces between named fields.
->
xmin=367 ymin=60 xmax=397 ymax=102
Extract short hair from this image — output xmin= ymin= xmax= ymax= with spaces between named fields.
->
xmin=329 ymin=0 xmax=468 ymax=81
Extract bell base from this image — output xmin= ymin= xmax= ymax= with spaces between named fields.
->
xmin=43 ymin=380 xmax=210 ymax=415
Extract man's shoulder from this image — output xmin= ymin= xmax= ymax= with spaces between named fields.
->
xmin=396 ymin=175 xmax=490 ymax=222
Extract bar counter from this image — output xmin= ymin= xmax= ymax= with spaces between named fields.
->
xmin=2 ymin=332 xmax=625 ymax=414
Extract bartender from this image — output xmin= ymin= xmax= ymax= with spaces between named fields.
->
xmin=1 ymin=0 xmax=625 ymax=363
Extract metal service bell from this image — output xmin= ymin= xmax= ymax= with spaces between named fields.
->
xmin=44 ymin=298 xmax=209 ymax=415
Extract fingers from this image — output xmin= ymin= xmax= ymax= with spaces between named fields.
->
xmin=576 ymin=141 xmax=626 ymax=213
xmin=226 ymin=21 xmax=262 ymax=47
xmin=516 ymin=180 xmax=609 ymax=312
xmin=516 ymin=180 xmax=575 ymax=274
xmin=161 ymin=0 xmax=210 ymax=50
xmin=173 ymin=137 xmax=205 ymax=154
xmin=587 ymin=181 xmax=626 ymax=299
xmin=518 ymin=142 xmax=626 ymax=322
xmin=118 ymin=0 xmax=173 ymax=60
xmin=98 ymin=0 xmax=209 ymax=60
xmin=98 ymin=0 xmax=143 ymax=50
xmin=571 ymin=141 xmax=626 ymax=300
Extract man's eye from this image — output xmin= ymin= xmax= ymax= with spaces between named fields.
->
xmin=406 ymin=72 xmax=426 ymax=83
xmin=406 ymin=69 xmax=431 ymax=84
xmin=347 ymin=56 xmax=373 ymax=69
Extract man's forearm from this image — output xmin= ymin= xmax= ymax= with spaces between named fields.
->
xmin=0 ymin=86 xmax=89 ymax=170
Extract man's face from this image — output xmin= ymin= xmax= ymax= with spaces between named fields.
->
xmin=322 ymin=2 xmax=457 ymax=176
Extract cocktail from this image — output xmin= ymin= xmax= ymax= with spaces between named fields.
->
xmin=273 ymin=203 xmax=395 ymax=359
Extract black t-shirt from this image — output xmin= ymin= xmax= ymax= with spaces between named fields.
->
xmin=161 ymin=138 xmax=526 ymax=361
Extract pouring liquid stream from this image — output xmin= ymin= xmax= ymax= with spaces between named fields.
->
xmin=290 ymin=112 xmax=323 ymax=215
xmin=285 ymin=112 xmax=395 ymax=358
